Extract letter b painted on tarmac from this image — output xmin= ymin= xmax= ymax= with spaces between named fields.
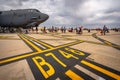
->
xmin=32 ymin=56 xmax=55 ymax=79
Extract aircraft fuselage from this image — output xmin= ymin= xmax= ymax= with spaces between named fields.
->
xmin=0 ymin=9 xmax=49 ymax=28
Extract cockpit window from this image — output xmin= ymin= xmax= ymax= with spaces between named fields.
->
xmin=35 ymin=10 xmax=40 ymax=12
xmin=0 ymin=11 xmax=2 ymax=14
xmin=28 ymin=9 xmax=40 ymax=13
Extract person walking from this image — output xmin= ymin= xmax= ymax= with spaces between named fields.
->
xmin=103 ymin=25 xmax=108 ymax=35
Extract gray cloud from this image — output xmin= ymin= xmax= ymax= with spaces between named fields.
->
xmin=0 ymin=0 xmax=26 ymax=10
xmin=64 ymin=0 xmax=86 ymax=9
xmin=0 ymin=0 xmax=120 ymax=28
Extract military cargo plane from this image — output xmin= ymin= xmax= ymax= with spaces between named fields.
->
xmin=0 ymin=9 xmax=49 ymax=33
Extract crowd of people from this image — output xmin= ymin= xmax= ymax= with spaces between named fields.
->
xmin=30 ymin=25 xmax=100 ymax=35
xmin=41 ymin=26 xmax=84 ymax=34
xmin=24 ymin=25 xmax=120 ymax=36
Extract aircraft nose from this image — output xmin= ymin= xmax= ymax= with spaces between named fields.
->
xmin=42 ymin=13 xmax=49 ymax=21
xmin=44 ymin=14 xmax=49 ymax=20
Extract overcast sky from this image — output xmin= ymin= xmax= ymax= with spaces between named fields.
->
xmin=0 ymin=0 xmax=120 ymax=28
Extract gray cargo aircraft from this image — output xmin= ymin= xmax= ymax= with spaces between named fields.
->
xmin=0 ymin=9 xmax=49 ymax=33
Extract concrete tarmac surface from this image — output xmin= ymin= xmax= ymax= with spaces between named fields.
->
xmin=0 ymin=30 xmax=120 ymax=80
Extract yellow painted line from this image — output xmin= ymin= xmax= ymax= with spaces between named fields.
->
xmin=65 ymin=70 xmax=84 ymax=80
xmin=0 ymin=40 xmax=83 ymax=65
xmin=0 ymin=36 xmax=8 ymax=38
xmin=111 ymin=45 xmax=120 ymax=48
xmin=48 ymin=34 xmax=112 ymax=47
xmin=113 ymin=45 xmax=120 ymax=48
xmin=56 ymin=40 xmax=84 ymax=48
xmin=84 ymin=40 xmax=106 ymax=45
xmin=81 ymin=60 xmax=120 ymax=79
xmin=19 ymin=34 xmax=42 ymax=52
xmin=23 ymin=34 xmax=84 ymax=49
xmin=104 ymin=41 xmax=120 ymax=48
xmin=0 ymin=38 xmax=21 ymax=40
xmin=93 ymin=33 xmax=120 ymax=48
xmin=48 ymin=33 xmax=120 ymax=48
xmin=24 ymin=34 xmax=54 ymax=49
xmin=104 ymin=41 xmax=112 ymax=46
xmin=52 ymin=40 xmax=83 ymax=49
xmin=0 ymin=51 xmax=40 ymax=64
xmin=43 ymin=33 xmax=111 ymax=47
xmin=33 ymin=39 xmax=54 ymax=49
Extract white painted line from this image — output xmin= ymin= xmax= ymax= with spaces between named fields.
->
xmin=55 ymin=77 xmax=61 ymax=80
xmin=74 ymin=64 xmax=105 ymax=80
xmin=23 ymin=36 xmax=46 ymax=49
xmin=29 ymin=39 xmax=46 ymax=49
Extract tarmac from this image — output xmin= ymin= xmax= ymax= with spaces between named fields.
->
xmin=0 ymin=30 xmax=120 ymax=80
